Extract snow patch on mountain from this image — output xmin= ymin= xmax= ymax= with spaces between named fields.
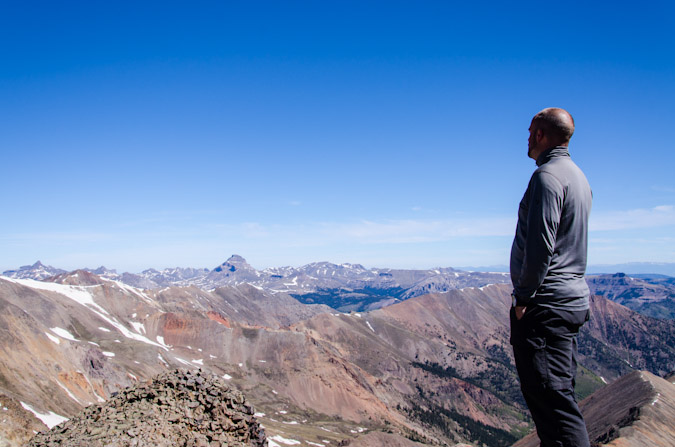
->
xmin=20 ymin=402 xmax=68 ymax=429
xmin=50 ymin=327 xmax=78 ymax=342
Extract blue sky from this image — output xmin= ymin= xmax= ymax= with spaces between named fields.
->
xmin=2 ymin=1 xmax=674 ymax=272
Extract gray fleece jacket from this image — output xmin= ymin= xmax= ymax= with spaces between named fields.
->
xmin=510 ymin=146 xmax=592 ymax=311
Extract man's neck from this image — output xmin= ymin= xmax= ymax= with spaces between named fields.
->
xmin=536 ymin=145 xmax=569 ymax=166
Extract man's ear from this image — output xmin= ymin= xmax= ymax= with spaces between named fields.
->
xmin=536 ymin=128 xmax=545 ymax=144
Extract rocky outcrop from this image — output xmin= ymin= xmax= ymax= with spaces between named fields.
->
xmin=513 ymin=370 xmax=675 ymax=447
xmin=26 ymin=369 xmax=266 ymax=447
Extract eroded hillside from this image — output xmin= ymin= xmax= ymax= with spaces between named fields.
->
xmin=1 ymin=272 xmax=673 ymax=446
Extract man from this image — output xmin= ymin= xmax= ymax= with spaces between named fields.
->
xmin=510 ymin=107 xmax=592 ymax=447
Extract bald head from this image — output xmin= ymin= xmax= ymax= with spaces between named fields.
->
xmin=531 ymin=107 xmax=575 ymax=146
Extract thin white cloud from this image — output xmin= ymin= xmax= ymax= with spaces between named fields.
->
xmin=590 ymin=205 xmax=675 ymax=231
xmin=0 ymin=232 xmax=113 ymax=243
xmin=651 ymin=185 xmax=675 ymax=193
xmin=197 ymin=216 xmax=516 ymax=249
xmin=239 ymin=222 xmax=270 ymax=238
xmin=0 ymin=216 xmax=516 ymax=257
xmin=313 ymin=217 xmax=515 ymax=244
xmin=654 ymin=205 xmax=673 ymax=212
xmin=5 ymin=206 xmax=674 ymax=272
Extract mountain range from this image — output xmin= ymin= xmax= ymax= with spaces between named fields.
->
xmin=1 ymin=259 xmax=674 ymax=446
xmin=586 ymin=272 xmax=675 ymax=319
xmin=3 ymin=257 xmax=512 ymax=312
xmin=5 ymin=256 xmax=675 ymax=319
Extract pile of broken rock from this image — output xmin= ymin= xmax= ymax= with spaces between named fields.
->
xmin=27 ymin=369 xmax=266 ymax=447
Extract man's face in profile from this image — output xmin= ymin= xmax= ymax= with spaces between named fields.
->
xmin=527 ymin=120 xmax=539 ymax=160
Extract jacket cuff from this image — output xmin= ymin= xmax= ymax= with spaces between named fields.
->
xmin=511 ymin=292 xmax=530 ymax=307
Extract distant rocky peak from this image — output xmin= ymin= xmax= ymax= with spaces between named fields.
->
xmin=85 ymin=266 xmax=118 ymax=276
xmin=2 ymin=261 xmax=66 ymax=280
xmin=214 ymin=255 xmax=255 ymax=273
xmin=46 ymin=269 xmax=106 ymax=286
xmin=304 ymin=261 xmax=366 ymax=273
xmin=340 ymin=262 xmax=366 ymax=271
xmin=225 ymin=254 xmax=249 ymax=265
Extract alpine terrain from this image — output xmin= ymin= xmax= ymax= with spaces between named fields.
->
xmin=0 ymin=256 xmax=673 ymax=446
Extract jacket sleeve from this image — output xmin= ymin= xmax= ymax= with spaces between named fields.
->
xmin=513 ymin=171 xmax=564 ymax=304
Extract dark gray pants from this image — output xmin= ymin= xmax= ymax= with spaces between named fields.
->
xmin=510 ymin=305 xmax=590 ymax=447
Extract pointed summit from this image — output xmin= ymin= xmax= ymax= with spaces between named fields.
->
xmin=203 ymin=255 xmax=261 ymax=287
xmin=226 ymin=254 xmax=247 ymax=263
xmin=213 ymin=255 xmax=254 ymax=274
xmin=2 ymin=261 xmax=66 ymax=280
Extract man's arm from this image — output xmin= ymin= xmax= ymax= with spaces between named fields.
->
xmin=512 ymin=171 xmax=564 ymax=304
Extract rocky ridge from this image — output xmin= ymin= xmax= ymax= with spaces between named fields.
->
xmin=27 ymin=369 xmax=266 ymax=447
xmin=513 ymin=370 xmax=675 ymax=447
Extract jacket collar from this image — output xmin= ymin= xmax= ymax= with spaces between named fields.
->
xmin=536 ymin=146 xmax=570 ymax=167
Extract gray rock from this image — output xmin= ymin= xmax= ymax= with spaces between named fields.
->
xmin=26 ymin=369 xmax=267 ymax=447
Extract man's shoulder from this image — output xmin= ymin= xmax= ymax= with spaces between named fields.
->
xmin=531 ymin=159 xmax=591 ymax=207
xmin=530 ymin=167 xmax=565 ymax=191
xmin=536 ymin=157 xmax=587 ymax=183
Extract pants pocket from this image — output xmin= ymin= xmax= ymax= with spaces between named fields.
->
xmin=526 ymin=336 xmax=550 ymax=385
xmin=513 ymin=333 xmax=549 ymax=387
xmin=544 ymin=336 xmax=576 ymax=391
